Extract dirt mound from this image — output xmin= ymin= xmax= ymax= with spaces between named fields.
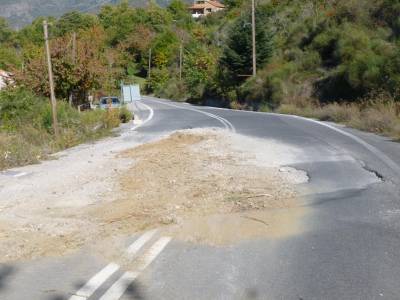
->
xmin=0 ymin=129 xmax=308 ymax=262
xmin=89 ymin=130 xmax=306 ymax=246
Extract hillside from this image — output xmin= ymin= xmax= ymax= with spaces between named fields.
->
xmin=0 ymin=0 xmax=399 ymax=150
xmin=0 ymin=0 xmax=176 ymax=28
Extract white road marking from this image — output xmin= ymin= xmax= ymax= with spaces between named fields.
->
xmin=184 ymin=104 xmax=400 ymax=176
xmin=131 ymin=101 xmax=154 ymax=131
xmin=145 ymin=97 xmax=236 ymax=133
xmin=99 ymin=237 xmax=172 ymax=300
xmin=68 ymin=263 xmax=120 ymax=300
xmin=126 ymin=229 xmax=158 ymax=258
xmin=99 ymin=271 xmax=140 ymax=300
xmin=68 ymin=229 xmax=158 ymax=300
xmin=13 ymin=172 xmax=28 ymax=178
xmin=284 ymin=115 xmax=400 ymax=176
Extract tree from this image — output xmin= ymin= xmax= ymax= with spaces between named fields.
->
xmin=151 ymin=30 xmax=179 ymax=68
xmin=117 ymin=25 xmax=155 ymax=77
xmin=17 ymin=17 xmax=56 ymax=47
xmin=223 ymin=0 xmax=245 ymax=9
xmin=219 ymin=10 xmax=274 ymax=86
xmin=184 ymin=46 xmax=216 ymax=99
xmin=99 ymin=2 xmax=136 ymax=45
xmin=167 ymin=0 xmax=188 ymax=17
xmin=167 ymin=0 xmax=193 ymax=28
xmin=0 ymin=47 xmax=20 ymax=69
xmin=14 ymin=26 xmax=115 ymax=103
xmin=54 ymin=11 xmax=97 ymax=36
xmin=0 ymin=18 xmax=14 ymax=44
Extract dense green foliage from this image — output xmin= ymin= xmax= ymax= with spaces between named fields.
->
xmin=241 ymin=0 xmax=400 ymax=109
xmin=0 ymin=0 xmax=399 ymax=138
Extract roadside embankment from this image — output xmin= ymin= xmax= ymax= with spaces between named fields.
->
xmin=0 ymin=88 xmax=132 ymax=170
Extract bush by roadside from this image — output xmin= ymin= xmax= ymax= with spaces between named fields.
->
xmin=0 ymin=88 xmax=123 ymax=170
xmin=118 ymin=106 xmax=133 ymax=123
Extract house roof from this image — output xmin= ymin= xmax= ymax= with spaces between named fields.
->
xmin=189 ymin=0 xmax=225 ymax=10
xmin=207 ymin=1 xmax=225 ymax=8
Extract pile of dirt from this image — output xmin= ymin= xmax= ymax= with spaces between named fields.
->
xmin=88 ymin=130 xmax=306 ymax=246
xmin=0 ymin=129 xmax=308 ymax=262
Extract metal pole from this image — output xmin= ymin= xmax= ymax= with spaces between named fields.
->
xmin=148 ymin=48 xmax=152 ymax=80
xmin=43 ymin=20 xmax=60 ymax=139
xmin=179 ymin=43 xmax=183 ymax=81
xmin=251 ymin=0 xmax=257 ymax=77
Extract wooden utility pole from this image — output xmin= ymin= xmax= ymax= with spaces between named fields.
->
xmin=179 ymin=43 xmax=183 ymax=81
xmin=148 ymin=48 xmax=152 ymax=79
xmin=43 ymin=20 xmax=60 ymax=139
xmin=69 ymin=31 xmax=77 ymax=107
xmin=251 ymin=0 xmax=257 ymax=77
xmin=72 ymin=32 xmax=77 ymax=64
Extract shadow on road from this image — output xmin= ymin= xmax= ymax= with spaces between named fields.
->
xmin=125 ymin=281 xmax=147 ymax=300
xmin=0 ymin=264 xmax=15 ymax=293
xmin=49 ymin=295 xmax=67 ymax=300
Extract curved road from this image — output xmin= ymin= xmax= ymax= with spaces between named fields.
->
xmin=2 ymin=96 xmax=400 ymax=300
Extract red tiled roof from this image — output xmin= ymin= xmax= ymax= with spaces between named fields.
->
xmin=208 ymin=0 xmax=225 ymax=8
xmin=189 ymin=0 xmax=225 ymax=9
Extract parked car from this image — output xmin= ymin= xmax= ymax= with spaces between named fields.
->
xmin=99 ymin=96 xmax=121 ymax=109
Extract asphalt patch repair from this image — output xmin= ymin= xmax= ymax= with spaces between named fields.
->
xmin=0 ymin=129 xmax=308 ymax=262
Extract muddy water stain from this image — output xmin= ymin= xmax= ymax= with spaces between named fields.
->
xmin=163 ymin=206 xmax=308 ymax=246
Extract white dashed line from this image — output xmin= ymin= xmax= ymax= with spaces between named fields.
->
xmin=126 ymin=229 xmax=158 ymax=258
xmin=68 ymin=263 xmax=120 ymax=300
xmin=99 ymin=237 xmax=172 ymax=300
xmin=68 ymin=229 xmax=158 ymax=300
xmin=13 ymin=172 xmax=28 ymax=178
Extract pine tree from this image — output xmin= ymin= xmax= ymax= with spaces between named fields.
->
xmin=220 ymin=9 xmax=273 ymax=86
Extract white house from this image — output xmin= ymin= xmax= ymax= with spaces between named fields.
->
xmin=189 ymin=0 xmax=226 ymax=18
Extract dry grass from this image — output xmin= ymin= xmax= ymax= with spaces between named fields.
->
xmin=0 ymin=109 xmax=122 ymax=171
xmin=278 ymin=95 xmax=400 ymax=140
xmin=0 ymin=132 xmax=43 ymax=170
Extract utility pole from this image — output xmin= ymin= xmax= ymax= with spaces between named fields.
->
xmin=72 ymin=32 xmax=77 ymax=64
xmin=251 ymin=0 xmax=257 ymax=77
xmin=148 ymin=48 xmax=152 ymax=80
xmin=69 ymin=31 xmax=76 ymax=107
xmin=179 ymin=43 xmax=183 ymax=81
xmin=43 ymin=20 xmax=60 ymax=139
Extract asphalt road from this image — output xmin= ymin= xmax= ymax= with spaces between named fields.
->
xmin=1 ymin=96 xmax=400 ymax=300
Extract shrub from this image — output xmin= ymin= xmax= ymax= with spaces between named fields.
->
xmin=349 ymin=99 xmax=400 ymax=136
xmin=103 ymin=109 xmax=121 ymax=129
xmin=277 ymin=103 xmax=316 ymax=118
xmin=315 ymin=103 xmax=359 ymax=123
xmin=0 ymin=88 xmax=46 ymax=130
xmin=119 ymin=106 xmax=133 ymax=123
xmin=147 ymin=68 xmax=170 ymax=94
xmin=160 ymin=79 xmax=190 ymax=101
xmin=0 ymin=132 xmax=43 ymax=169
xmin=0 ymin=88 xmax=122 ymax=170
